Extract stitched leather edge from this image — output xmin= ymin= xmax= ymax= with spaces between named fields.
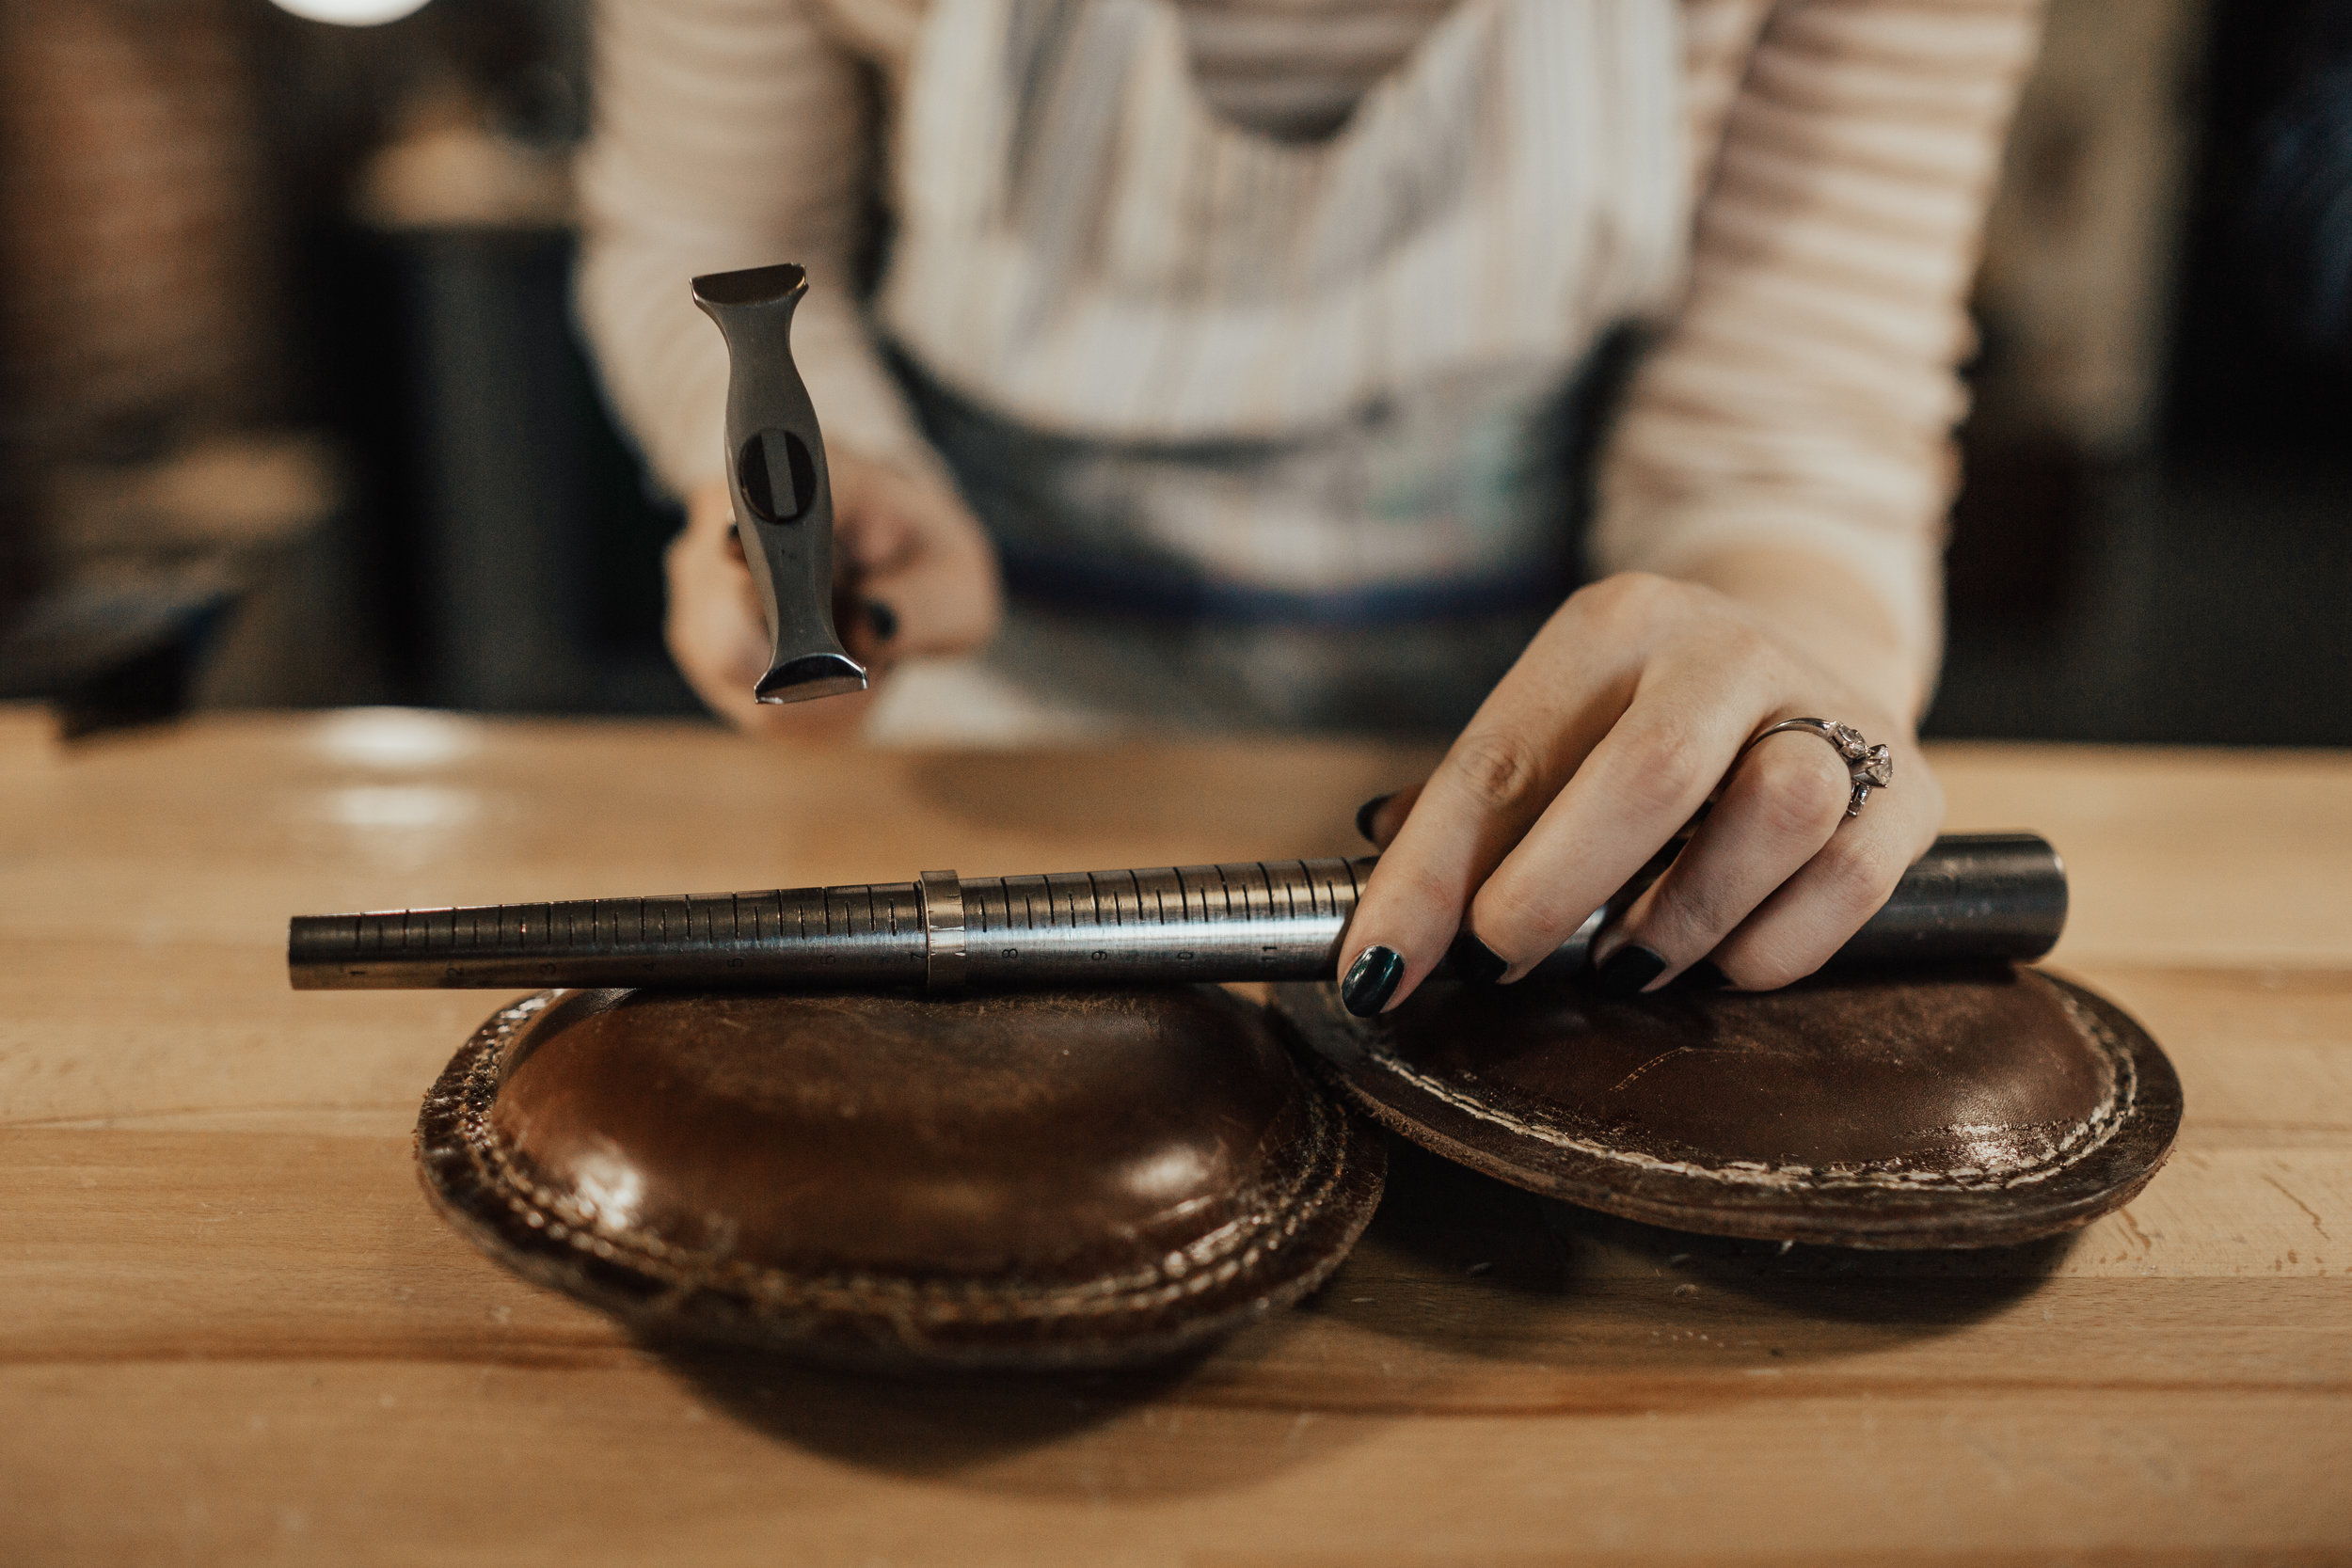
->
xmin=421 ymin=990 xmax=1375 ymax=1334
xmin=1321 ymin=974 xmax=2137 ymax=1195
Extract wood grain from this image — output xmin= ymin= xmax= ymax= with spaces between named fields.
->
xmin=2 ymin=710 xmax=2346 ymax=1565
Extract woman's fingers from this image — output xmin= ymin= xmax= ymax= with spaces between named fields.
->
xmin=831 ymin=461 xmax=922 ymax=577
xmin=1333 ymin=592 xmax=1656 ymax=1014
xmin=1465 ymin=666 xmax=1777 ymax=983
xmin=1708 ymin=748 xmax=1943 ymax=989
xmin=664 ymin=496 xmax=767 ymax=702
xmin=856 ymin=512 xmax=1000 ymax=659
xmin=1583 ymin=727 xmax=1854 ymax=993
xmin=1335 ymin=571 xmax=1946 ymax=1009
xmin=832 ymin=455 xmax=1002 ymax=665
xmin=1335 ymin=725 xmax=1571 ymax=1014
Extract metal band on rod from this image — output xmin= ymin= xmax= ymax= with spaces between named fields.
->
xmin=918 ymin=869 xmax=966 ymax=992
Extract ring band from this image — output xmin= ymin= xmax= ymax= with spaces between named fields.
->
xmin=1742 ymin=718 xmax=1894 ymax=818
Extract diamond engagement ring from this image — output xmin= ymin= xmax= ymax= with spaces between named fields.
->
xmin=1741 ymin=718 xmax=1895 ymax=817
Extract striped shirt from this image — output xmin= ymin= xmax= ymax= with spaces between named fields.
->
xmin=577 ymin=0 xmax=2044 ymax=680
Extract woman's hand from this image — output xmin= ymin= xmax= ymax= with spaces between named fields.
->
xmin=665 ymin=451 xmax=1001 ymax=736
xmin=1337 ymin=567 xmax=1946 ymax=1014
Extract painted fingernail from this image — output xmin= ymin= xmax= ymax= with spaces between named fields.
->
xmin=1683 ymin=959 xmax=1731 ymax=990
xmin=1341 ymin=945 xmax=1405 ymax=1017
xmin=1447 ymin=928 xmax=1509 ymax=986
xmin=1594 ymin=942 xmax=1667 ymax=998
xmin=1353 ymin=794 xmax=1393 ymax=847
xmin=864 ymin=598 xmax=898 ymax=642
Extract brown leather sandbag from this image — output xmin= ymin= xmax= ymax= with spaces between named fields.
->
xmin=1271 ymin=965 xmax=2179 ymax=1249
xmin=418 ymin=986 xmax=1385 ymax=1370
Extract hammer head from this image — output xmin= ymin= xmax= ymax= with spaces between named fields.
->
xmin=691 ymin=263 xmax=867 ymax=704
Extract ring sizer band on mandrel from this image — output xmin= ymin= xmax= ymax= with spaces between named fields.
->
xmin=288 ymin=833 xmax=2066 ymax=993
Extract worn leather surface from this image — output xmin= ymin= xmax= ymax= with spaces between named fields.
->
xmin=418 ymin=986 xmax=1385 ymax=1369
xmin=1271 ymin=966 xmax=2180 ymax=1248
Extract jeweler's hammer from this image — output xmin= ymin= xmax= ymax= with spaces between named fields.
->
xmin=691 ymin=262 xmax=866 ymax=703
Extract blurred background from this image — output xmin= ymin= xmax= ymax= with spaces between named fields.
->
xmin=0 ymin=0 xmax=2344 ymax=743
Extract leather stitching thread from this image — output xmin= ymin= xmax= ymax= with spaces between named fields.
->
xmin=1340 ymin=980 xmax=2136 ymax=1194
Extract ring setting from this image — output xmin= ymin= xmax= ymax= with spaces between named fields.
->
xmin=1744 ymin=718 xmax=1894 ymax=817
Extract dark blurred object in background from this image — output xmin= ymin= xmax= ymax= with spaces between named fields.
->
xmin=0 ymin=0 xmax=377 ymax=727
xmin=2246 ymin=2 xmax=2352 ymax=366
xmin=1930 ymin=0 xmax=2352 ymax=745
xmin=1947 ymin=0 xmax=2204 ymax=635
xmin=0 ymin=434 xmax=349 ymax=734
xmin=0 ymin=0 xmax=690 ymax=733
xmin=0 ymin=0 xmax=285 ymax=461
xmin=265 ymin=0 xmax=693 ymax=716
xmin=0 ymin=0 xmax=322 ymax=729
xmin=2170 ymin=0 xmax=2352 ymax=452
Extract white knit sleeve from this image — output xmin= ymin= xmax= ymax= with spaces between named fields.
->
xmin=573 ymin=0 xmax=933 ymax=497
xmin=1592 ymin=0 xmax=2044 ymax=685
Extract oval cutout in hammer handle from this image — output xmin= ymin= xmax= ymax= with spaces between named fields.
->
xmin=690 ymin=262 xmax=866 ymax=704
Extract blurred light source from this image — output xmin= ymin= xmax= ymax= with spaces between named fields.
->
xmin=312 ymin=708 xmax=482 ymax=768
xmin=319 ymin=784 xmax=481 ymax=831
xmin=268 ymin=0 xmax=432 ymax=24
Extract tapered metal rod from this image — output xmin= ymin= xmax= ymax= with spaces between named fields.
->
xmin=287 ymin=833 xmax=2064 ymax=993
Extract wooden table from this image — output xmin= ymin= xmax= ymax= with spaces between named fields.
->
xmin=5 ymin=708 xmax=2347 ymax=1564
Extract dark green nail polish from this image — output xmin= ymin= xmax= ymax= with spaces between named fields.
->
xmin=1595 ymin=942 xmax=1667 ymax=997
xmin=864 ymin=598 xmax=898 ymax=642
xmin=1341 ymin=944 xmax=1405 ymax=1017
xmin=1683 ymin=958 xmax=1731 ymax=990
xmin=1354 ymin=794 xmax=1393 ymax=847
xmin=1447 ymin=928 xmax=1509 ymax=985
